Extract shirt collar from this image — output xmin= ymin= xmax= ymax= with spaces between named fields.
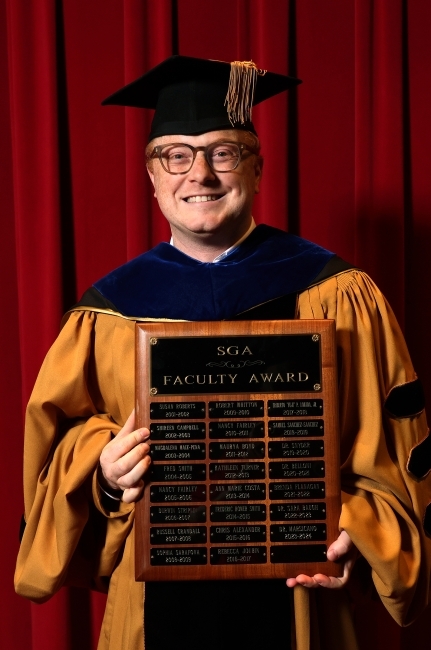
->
xmin=169 ymin=218 xmax=256 ymax=263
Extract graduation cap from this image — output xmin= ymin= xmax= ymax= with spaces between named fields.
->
xmin=102 ymin=55 xmax=301 ymax=141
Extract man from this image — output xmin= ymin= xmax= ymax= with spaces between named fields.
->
xmin=15 ymin=56 xmax=431 ymax=650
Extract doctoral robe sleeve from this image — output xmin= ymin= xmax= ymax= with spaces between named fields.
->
xmin=298 ymin=270 xmax=431 ymax=625
xmin=15 ymin=310 xmax=137 ymax=602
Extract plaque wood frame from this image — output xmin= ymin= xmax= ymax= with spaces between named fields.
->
xmin=135 ymin=320 xmax=342 ymax=581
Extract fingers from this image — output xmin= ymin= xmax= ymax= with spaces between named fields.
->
xmin=310 ymin=550 xmax=357 ymax=588
xmin=286 ymin=571 xmax=346 ymax=590
xmin=286 ymin=576 xmax=318 ymax=588
xmin=100 ymin=437 xmax=151 ymax=489
xmin=116 ymin=453 xmax=152 ymax=490
xmin=286 ymin=531 xmax=357 ymax=590
xmin=99 ymin=411 xmax=152 ymax=494
xmin=122 ymin=482 xmax=145 ymax=504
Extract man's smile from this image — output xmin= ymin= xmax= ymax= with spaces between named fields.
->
xmin=183 ymin=194 xmax=223 ymax=203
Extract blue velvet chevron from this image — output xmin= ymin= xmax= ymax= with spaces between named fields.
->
xmin=93 ymin=225 xmax=335 ymax=320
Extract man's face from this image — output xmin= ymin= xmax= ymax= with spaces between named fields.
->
xmin=147 ymin=130 xmax=263 ymax=244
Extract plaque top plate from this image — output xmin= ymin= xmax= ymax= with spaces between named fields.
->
xmin=150 ymin=334 xmax=321 ymax=396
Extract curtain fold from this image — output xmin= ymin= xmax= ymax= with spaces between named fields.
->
xmin=123 ymin=0 xmax=173 ymax=257
xmin=2 ymin=1 xmax=431 ymax=648
xmin=6 ymin=0 xmax=63 ymax=396
xmin=354 ymin=0 xmax=406 ymax=320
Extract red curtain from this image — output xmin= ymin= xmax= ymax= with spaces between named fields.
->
xmin=1 ymin=1 xmax=431 ymax=648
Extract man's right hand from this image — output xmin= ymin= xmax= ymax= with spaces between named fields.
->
xmin=99 ymin=410 xmax=151 ymax=503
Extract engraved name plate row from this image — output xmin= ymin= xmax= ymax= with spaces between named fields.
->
xmin=135 ymin=320 xmax=341 ymax=581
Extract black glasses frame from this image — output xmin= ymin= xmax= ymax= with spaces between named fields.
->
xmin=149 ymin=141 xmax=258 ymax=175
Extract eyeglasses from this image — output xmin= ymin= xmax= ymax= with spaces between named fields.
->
xmin=149 ymin=140 xmax=258 ymax=174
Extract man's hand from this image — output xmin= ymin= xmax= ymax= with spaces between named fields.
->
xmin=286 ymin=530 xmax=357 ymax=589
xmin=99 ymin=410 xmax=151 ymax=503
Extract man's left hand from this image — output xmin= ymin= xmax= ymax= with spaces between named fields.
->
xmin=286 ymin=530 xmax=357 ymax=589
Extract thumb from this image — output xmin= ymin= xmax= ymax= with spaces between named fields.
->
xmin=327 ymin=530 xmax=352 ymax=561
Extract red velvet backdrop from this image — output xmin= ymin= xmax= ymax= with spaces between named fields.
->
xmin=1 ymin=1 xmax=431 ymax=648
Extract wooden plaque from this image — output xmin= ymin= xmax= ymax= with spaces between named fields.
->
xmin=135 ymin=320 xmax=342 ymax=581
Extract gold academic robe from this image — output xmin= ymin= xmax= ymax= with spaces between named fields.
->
xmin=15 ymin=270 xmax=431 ymax=649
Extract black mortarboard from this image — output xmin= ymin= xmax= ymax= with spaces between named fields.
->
xmin=102 ymin=55 xmax=301 ymax=141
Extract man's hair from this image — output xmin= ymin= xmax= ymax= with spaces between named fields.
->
xmin=145 ymin=131 xmax=261 ymax=171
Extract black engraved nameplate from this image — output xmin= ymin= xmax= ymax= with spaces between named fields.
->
xmin=269 ymin=461 xmax=325 ymax=479
xmin=268 ymin=440 xmax=324 ymax=458
xmin=150 ymin=506 xmax=206 ymax=524
xmin=209 ymin=441 xmax=265 ymax=460
xmin=136 ymin=320 xmax=342 ymax=581
xmin=210 ymin=483 xmax=266 ymax=501
xmin=209 ymin=401 xmax=264 ymax=418
xmin=209 ymin=462 xmax=265 ymax=480
xmin=209 ymin=421 xmax=265 ymax=438
xmin=150 ymin=485 xmax=206 ymax=503
xmin=210 ymin=504 xmax=267 ymax=522
xmin=269 ymin=482 xmax=325 ymax=500
xmin=150 ymin=402 xmax=206 ymax=419
xmin=270 ymin=545 xmax=327 ymax=563
xmin=150 ymin=443 xmax=206 ymax=461
xmin=150 ymin=464 xmax=206 ymax=482
xmin=270 ymin=503 xmax=326 ymax=521
xmin=268 ymin=420 xmax=324 ymax=437
xmin=270 ymin=524 xmax=327 ymax=542
xmin=150 ymin=548 xmax=207 ymax=566
xmin=210 ymin=525 xmax=267 ymax=543
xmin=150 ymin=423 xmax=206 ymax=440
xmin=268 ymin=400 xmax=323 ymax=417
xmin=210 ymin=546 xmax=267 ymax=565
xmin=150 ymin=526 xmax=207 ymax=545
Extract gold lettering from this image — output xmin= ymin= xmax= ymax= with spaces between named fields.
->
xmin=196 ymin=376 xmax=206 ymax=385
xmin=286 ymin=373 xmax=295 ymax=381
xmin=249 ymin=374 xmax=259 ymax=383
xmin=184 ymin=375 xmax=194 ymax=384
xmin=274 ymin=373 xmax=285 ymax=382
xmin=227 ymin=346 xmax=239 ymax=355
xmin=260 ymin=373 xmax=273 ymax=382
xmin=173 ymin=376 xmax=183 ymax=385
xmin=242 ymin=346 xmax=253 ymax=355
xmin=217 ymin=346 xmax=226 ymax=355
xmin=228 ymin=374 xmax=237 ymax=383
xmin=299 ymin=372 xmax=309 ymax=381
xmin=163 ymin=376 xmax=172 ymax=385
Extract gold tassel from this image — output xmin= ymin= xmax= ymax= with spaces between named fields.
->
xmin=225 ymin=61 xmax=267 ymax=126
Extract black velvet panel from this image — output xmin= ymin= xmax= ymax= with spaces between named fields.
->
xmin=407 ymin=431 xmax=431 ymax=480
xmin=72 ymin=287 xmax=118 ymax=312
xmin=384 ymin=379 xmax=425 ymax=419
xmin=310 ymin=255 xmax=356 ymax=285
xmin=424 ymin=503 xmax=431 ymax=537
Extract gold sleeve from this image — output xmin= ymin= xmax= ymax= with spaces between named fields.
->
xmin=298 ymin=270 xmax=431 ymax=625
xmin=15 ymin=310 xmax=137 ymax=602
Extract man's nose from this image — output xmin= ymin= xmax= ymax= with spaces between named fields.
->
xmin=188 ymin=151 xmax=216 ymax=182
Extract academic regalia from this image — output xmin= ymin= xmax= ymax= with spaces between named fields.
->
xmin=15 ymin=225 xmax=431 ymax=650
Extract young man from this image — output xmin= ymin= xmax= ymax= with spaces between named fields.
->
xmin=15 ymin=56 xmax=431 ymax=650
